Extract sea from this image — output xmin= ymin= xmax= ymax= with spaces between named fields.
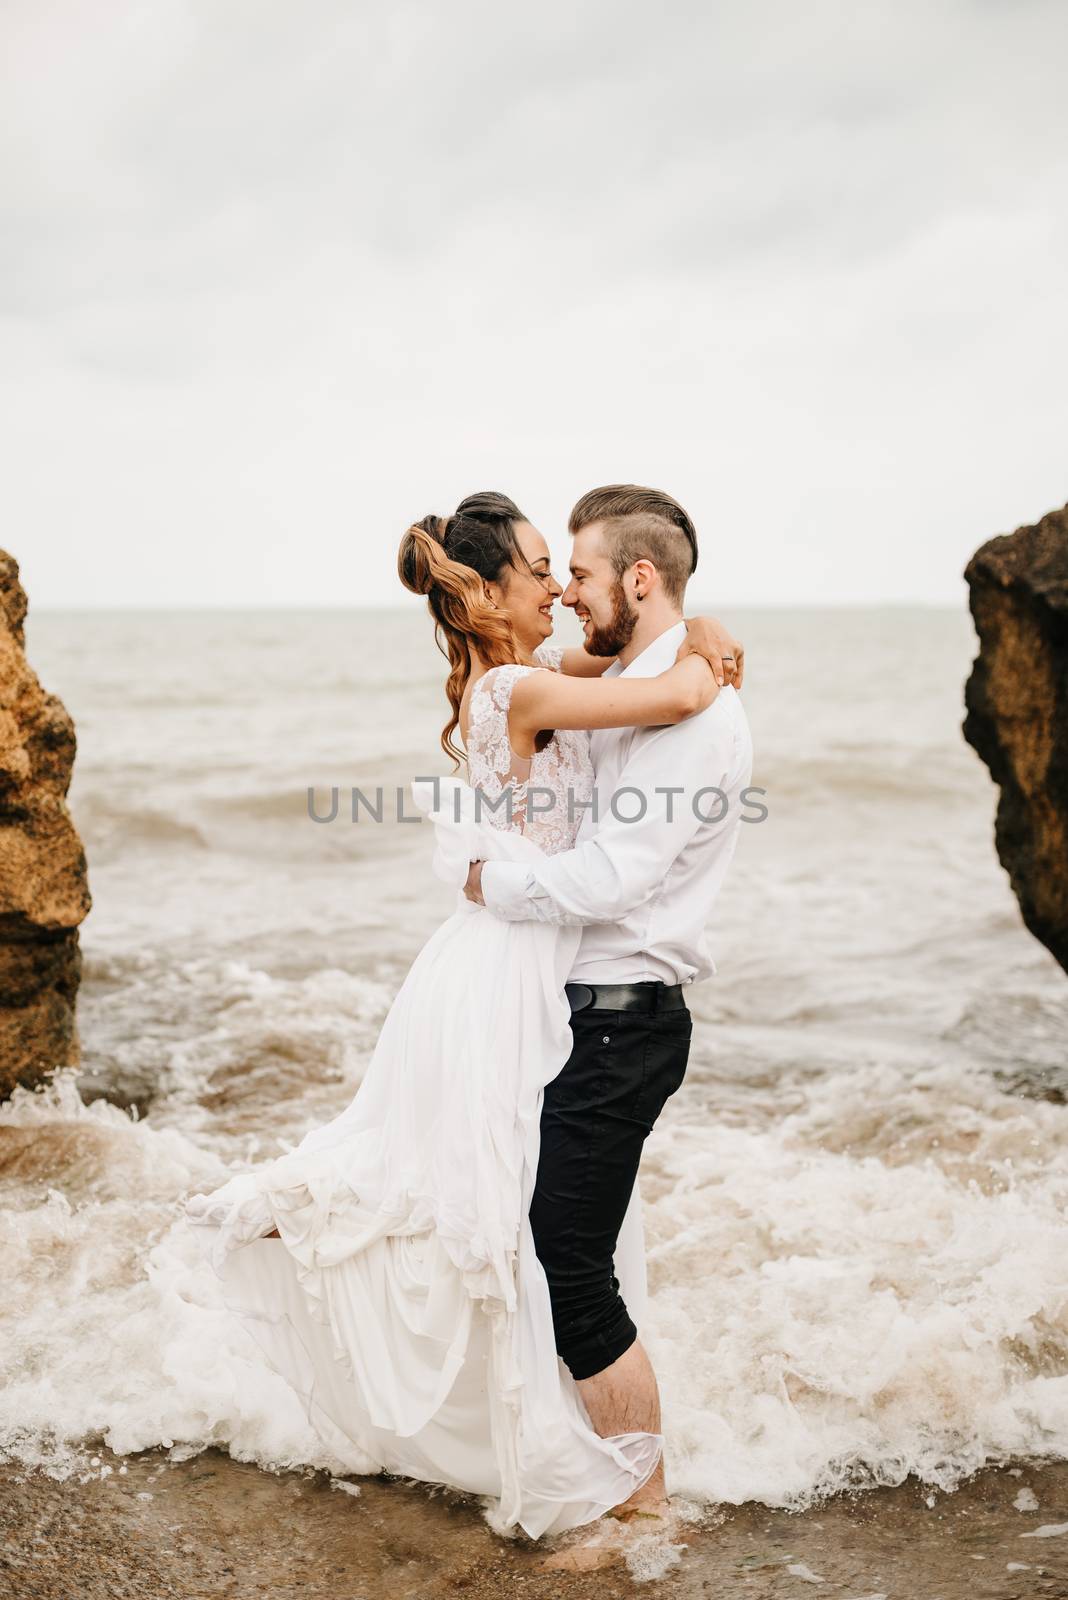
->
xmin=2 ymin=604 xmax=1066 ymax=1513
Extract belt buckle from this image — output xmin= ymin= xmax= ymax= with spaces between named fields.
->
xmin=567 ymin=983 xmax=595 ymax=1012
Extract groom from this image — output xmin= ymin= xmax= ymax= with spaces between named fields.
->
xmin=464 ymin=484 xmax=754 ymax=1520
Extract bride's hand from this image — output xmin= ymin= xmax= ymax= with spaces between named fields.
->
xmin=676 ymin=616 xmax=744 ymax=689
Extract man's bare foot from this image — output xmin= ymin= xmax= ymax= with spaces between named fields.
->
xmin=537 ymin=1499 xmax=676 ymax=1572
xmin=538 ymin=1542 xmax=623 ymax=1572
xmin=606 ymin=1495 xmax=673 ymax=1523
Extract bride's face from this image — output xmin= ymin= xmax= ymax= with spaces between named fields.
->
xmin=488 ymin=522 xmax=562 ymax=652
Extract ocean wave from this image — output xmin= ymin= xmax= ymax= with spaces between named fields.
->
xmin=70 ymin=794 xmax=209 ymax=852
xmin=76 ymin=954 xmax=393 ymax=1130
xmin=2 ymin=1057 xmax=1067 ymax=1504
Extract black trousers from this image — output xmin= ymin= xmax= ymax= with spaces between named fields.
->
xmin=528 ymin=999 xmax=693 ymax=1381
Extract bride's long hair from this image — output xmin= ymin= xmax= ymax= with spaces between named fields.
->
xmin=398 ymin=491 xmax=527 ymax=763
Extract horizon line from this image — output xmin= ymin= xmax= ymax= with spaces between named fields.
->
xmin=27 ymin=598 xmax=969 ymax=615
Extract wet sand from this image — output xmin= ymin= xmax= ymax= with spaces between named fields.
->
xmin=2 ymin=1451 xmax=1067 ymax=1600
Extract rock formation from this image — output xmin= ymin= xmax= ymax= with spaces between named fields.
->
xmin=0 ymin=551 xmax=90 ymax=1098
xmin=963 ymin=504 xmax=1068 ymax=974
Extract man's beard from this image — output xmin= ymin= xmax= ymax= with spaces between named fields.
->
xmin=583 ymin=580 xmax=639 ymax=657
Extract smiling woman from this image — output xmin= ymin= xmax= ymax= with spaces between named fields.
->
xmin=396 ymin=492 xmax=561 ymax=760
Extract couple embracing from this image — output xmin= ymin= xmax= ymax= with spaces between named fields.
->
xmin=186 ymin=483 xmax=753 ymax=1567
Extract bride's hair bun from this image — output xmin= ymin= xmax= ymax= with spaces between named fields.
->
xmin=398 ymin=514 xmax=449 ymax=596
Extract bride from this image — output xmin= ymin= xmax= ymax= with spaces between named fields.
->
xmin=184 ymin=490 xmax=737 ymax=1542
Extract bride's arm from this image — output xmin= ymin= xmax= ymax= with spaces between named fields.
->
xmin=510 ymin=654 xmax=718 ymax=737
xmin=556 ymin=647 xmax=614 ymax=678
xmin=557 ymin=616 xmax=743 ymax=685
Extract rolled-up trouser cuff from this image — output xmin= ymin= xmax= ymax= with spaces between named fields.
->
xmin=556 ymin=1295 xmax=638 ymax=1381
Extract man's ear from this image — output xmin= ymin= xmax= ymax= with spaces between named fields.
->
xmin=632 ymin=558 xmax=657 ymax=602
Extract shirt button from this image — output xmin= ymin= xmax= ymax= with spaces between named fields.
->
xmin=602 ymin=1035 xmax=610 ymax=1044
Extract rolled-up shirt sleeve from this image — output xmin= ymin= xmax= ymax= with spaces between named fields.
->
xmin=480 ymin=715 xmax=732 ymax=926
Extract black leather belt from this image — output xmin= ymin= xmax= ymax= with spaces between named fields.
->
xmin=565 ymin=980 xmax=688 ymax=1015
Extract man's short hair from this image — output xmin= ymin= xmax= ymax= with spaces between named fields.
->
xmin=568 ymin=484 xmax=698 ymax=606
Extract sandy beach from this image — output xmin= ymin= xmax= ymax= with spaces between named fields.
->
xmin=4 ymin=1451 xmax=1068 ymax=1598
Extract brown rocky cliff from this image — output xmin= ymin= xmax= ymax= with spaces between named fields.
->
xmin=0 ymin=550 xmax=91 ymax=1098
xmin=963 ymin=504 xmax=1068 ymax=974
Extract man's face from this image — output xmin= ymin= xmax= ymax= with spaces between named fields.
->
xmin=560 ymin=522 xmax=639 ymax=657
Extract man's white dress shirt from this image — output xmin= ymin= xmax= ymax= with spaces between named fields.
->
xmin=480 ymin=620 xmax=755 ymax=985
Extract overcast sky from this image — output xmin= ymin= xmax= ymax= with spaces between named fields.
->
xmin=3 ymin=0 xmax=1066 ymax=610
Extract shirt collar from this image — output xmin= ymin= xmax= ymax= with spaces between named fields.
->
xmin=604 ymin=619 xmax=688 ymax=679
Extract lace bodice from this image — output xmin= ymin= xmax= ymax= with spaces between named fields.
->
xmin=464 ymin=642 xmax=594 ymax=856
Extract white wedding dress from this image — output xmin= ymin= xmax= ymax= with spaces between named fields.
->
xmin=184 ymin=643 xmax=663 ymax=1538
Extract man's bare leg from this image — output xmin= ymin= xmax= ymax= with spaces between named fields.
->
xmin=538 ymin=1340 xmax=669 ymax=1571
xmin=576 ymin=1337 xmax=668 ymax=1514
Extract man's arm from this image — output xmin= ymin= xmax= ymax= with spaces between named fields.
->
xmin=470 ymin=714 xmax=736 ymax=926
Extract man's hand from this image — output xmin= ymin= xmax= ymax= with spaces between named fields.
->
xmin=676 ymin=616 xmax=744 ymax=689
xmin=464 ymin=860 xmax=486 ymax=905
